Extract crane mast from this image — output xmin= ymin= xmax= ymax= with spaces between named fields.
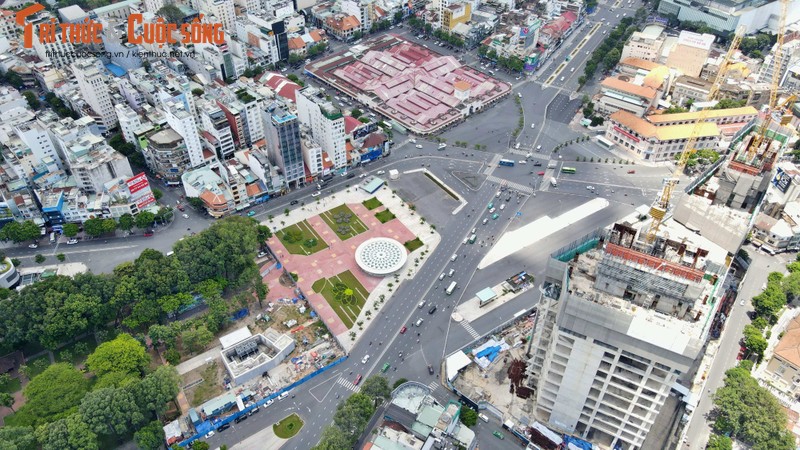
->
xmin=645 ymin=27 xmax=745 ymax=244
xmin=745 ymin=0 xmax=790 ymax=162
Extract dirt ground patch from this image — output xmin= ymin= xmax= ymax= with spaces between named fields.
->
xmin=182 ymin=361 xmax=226 ymax=407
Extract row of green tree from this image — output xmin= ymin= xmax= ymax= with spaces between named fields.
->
xmin=0 ymin=333 xmax=180 ymax=450
xmin=407 ymin=17 xmax=434 ymax=36
xmin=312 ymin=376 xmax=393 ymax=449
xmin=432 ymin=29 xmax=465 ymax=48
xmin=578 ymin=17 xmax=636 ymax=87
xmin=108 ymin=133 xmax=146 ymax=168
xmin=0 ymin=216 xmax=270 ymax=355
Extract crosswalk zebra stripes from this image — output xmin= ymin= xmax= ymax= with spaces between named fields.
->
xmin=461 ymin=321 xmax=481 ymax=339
xmin=486 ymin=175 xmax=534 ymax=195
xmin=337 ymin=376 xmax=361 ymax=393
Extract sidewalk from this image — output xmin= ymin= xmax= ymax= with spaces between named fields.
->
xmin=175 ymin=345 xmax=222 ymax=375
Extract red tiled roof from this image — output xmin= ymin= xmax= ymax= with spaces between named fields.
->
xmin=362 ymin=132 xmax=386 ymax=149
xmin=309 ymin=29 xmax=326 ymax=42
xmin=344 ymin=116 xmax=362 ymax=134
xmin=262 ymin=73 xmax=301 ymax=103
xmin=246 ymin=183 xmax=263 ymax=197
xmin=288 ymin=37 xmax=306 ymax=50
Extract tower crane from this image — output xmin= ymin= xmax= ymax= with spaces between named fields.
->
xmin=744 ymin=0 xmax=791 ymax=162
xmin=645 ymin=27 xmax=746 ymax=244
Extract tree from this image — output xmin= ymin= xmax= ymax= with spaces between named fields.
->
xmin=117 ymin=214 xmax=134 ymax=232
xmin=79 ymin=387 xmax=145 ymax=436
xmin=61 ymin=223 xmax=79 ymax=238
xmin=22 ymin=91 xmax=39 ymax=110
xmin=0 ymin=426 xmax=37 ymax=450
xmin=151 ymin=188 xmax=163 ymax=201
xmin=392 ymin=378 xmax=408 ymax=389
xmin=459 ymin=405 xmax=478 ymax=426
xmin=712 ymin=366 xmax=793 ymax=449
xmin=742 ymin=324 xmax=767 ymax=359
xmin=662 ymin=106 xmax=689 ymax=114
xmin=0 ymin=220 xmax=42 ymax=243
xmin=713 ymin=98 xmax=747 ymax=110
xmin=751 ymin=283 xmax=786 ymax=322
xmin=192 ymin=442 xmax=210 ymax=450
xmin=333 ymin=393 xmax=375 ymax=444
xmin=706 ymin=434 xmax=732 ymax=450
xmin=191 ymin=88 xmax=204 ymax=97
xmin=603 ymin=48 xmax=621 ymax=70
xmin=0 ymin=392 xmax=15 ymax=412
xmin=101 ymin=218 xmax=117 ymax=235
xmin=148 ymin=324 xmax=178 ymax=348
xmin=18 ymin=363 xmax=89 ymax=427
xmin=35 ymin=413 xmax=98 ymax=450
xmin=86 ymin=333 xmax=149 ymax=377
xmin=34 ymin=254 xmax=45 ymax=264
xmin=135 ymin=211 xmax=156 ymax=229
xmin=182 ymin=325 xmax=214 ymax=352
xmin=186 ymin=197 xmax=205 ymax=211
xmin=82 ymin=218 xmax=105 ymax=237
xmin=312 ymin=425 xmax=351 ymax=450
xmin=157 ymin=4 xmax=184 ymax=23
xmin=350 ymin=108 xmax=362 ymax=118
xmin=359 ymin=376 xmax=391 ymax=403
xmin=130 ymin=366 xmax=179 ymax=419
xmin=134 ymin=420 xmax=166 ymax=450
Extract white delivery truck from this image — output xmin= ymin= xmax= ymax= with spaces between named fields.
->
xmin=550 ymin=177 xmax=557 ymax=188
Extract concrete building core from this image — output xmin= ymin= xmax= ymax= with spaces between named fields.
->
xmin=527 ymin=216 xmax=729 ymax=450
xmin=219 ymin=327 xmax=295 ymax=386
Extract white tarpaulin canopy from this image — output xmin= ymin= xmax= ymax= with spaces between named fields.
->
xmin=446 ymin=351 xmax=472 ymax=381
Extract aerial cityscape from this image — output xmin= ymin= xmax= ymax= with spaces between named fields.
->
xmin=1 ymin=0 xmax=800 ymax=448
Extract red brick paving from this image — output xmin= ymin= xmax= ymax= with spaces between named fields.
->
xmin=263 ymin=202 xmax=416 ymax=336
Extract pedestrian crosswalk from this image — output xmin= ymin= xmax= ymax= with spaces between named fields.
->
xmin=485 ymin=154 xmax=501 ymax=175
xmin=427 ymin=381 xmax=444 ymax=394
xmin=486 ymin=175 xmax=534 ymax=195
xmin=337 ymin=376 xmax=362 ymax=393
xmin=461 ymin=321 xmax=481 ymax=339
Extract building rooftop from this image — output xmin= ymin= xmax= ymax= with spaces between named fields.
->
xmin=774 ymin=316 xmax=800 ymax=367
xmin=601 ymin=77 xmax=658 ymax=100
xmin=610 ymin=110 xmax=720 ymax=141
xmin=646 ymin=106 xmax=758 ymax=124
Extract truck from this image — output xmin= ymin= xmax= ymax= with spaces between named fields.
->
xmin=445 ymin=282 xmax=457 ymax=295
xmin=550 ymin=177 xmax=557 ymax=188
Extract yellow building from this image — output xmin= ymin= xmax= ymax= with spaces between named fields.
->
xmin=443 ymin=2 xmax=471 ymax=31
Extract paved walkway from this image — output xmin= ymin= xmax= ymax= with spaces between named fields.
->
xmin=261 ymin=184 xmax=440 ymax=352
xmin=231 ymin=425 xmax=287 ymax=450
xmin=175 ymin=346 xmax=222 ymax=376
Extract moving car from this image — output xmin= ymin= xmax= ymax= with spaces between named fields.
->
xmin=359 ymin=173 xmax=367 ymax=178
xmin=311 ymin=191 xmax=321 ymax=197
xmin=376 ymin=170 xmax=386 ymax=175
xmin=400 ymin=326 xmax=407 ymax=334
xmin=492 ymin=213 xmax=499 ymax=220
xmin=627 ymin=170 xmax=636 ymax=174
xmin=177 ymin=204 xmax=185 ymax=212
xmin=290 ymin=200 xmax=299 ymax=205
xmin=482 ymin=218 xmax=489 ymax=225
xmin=205 ymin=431 xmax=215 ymax=438
xmin=381 ymin=363 xmax=390 ymax=373
xmin=533 ymin=161 xmax=542 ymax=166
xmin=347 ymin=173 xmax=355 ymax=179
xmin=247 ymin=211 xmax=256 ymax=217
xmin=428 ymin=365 xmax=434 ymax=375
xmin=143 ymin=230 xmax=154 ymax=237
xmin=28 ymin=243 xmax=38 ymax=248
xmin=362 ymin=355 xmax=370 ymax=364
xmin=217 ymin=423 xmax=230 ymax=432
xmin=67 ymin=238 xmax=79 ymax=245
xmin=429 ymin=305 xmax=437 ymax=314
xmin=493 ymin=431 xmax=505 ymax=440
xmin=182 ymin=213 xmax=189 ymax=219
xmin=354 ymin=374 xmax=363 ymax=385
xmin=537 ymin=171 xmax=546 ymax=176
xmin=415 ymin=144 xmax=423 ymax=149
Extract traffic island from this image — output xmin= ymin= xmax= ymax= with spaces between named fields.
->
xmin=273 ymin=413 xmax=304 ymax=439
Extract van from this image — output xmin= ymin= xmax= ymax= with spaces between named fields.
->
xmin=450 ymin=254 xmax=458 ymax=262
xmin=439 ymin=273 xmax=445 ymax=280
xmin=478 ymin=413 xmax=489 ymax=423
xmin=428 ymin=305 xmax=437 ymax=314
xmin=49 ymin=232 xmax=56 ymax=244
xmin=462 ymin=237 xmax=468 ymax=245
xmin=415 ymin=318 xmax=424 ymax=326
xmin=277 ymin=391 xmax=290 ymax=401
xmin=166 ymin=251 xmax=175 ymax=257
xmin=448 ymin=269 xmax=455 ymax=277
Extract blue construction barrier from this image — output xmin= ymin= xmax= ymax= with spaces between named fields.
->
xmin=179 ymin=355 xmax=348 ymax=447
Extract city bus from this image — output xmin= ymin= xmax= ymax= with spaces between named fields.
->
xmin=499 ymin=159 xmax=515 ymax=167
xmin=468 ymin=234 xmax=477 ymax=244
xmin=561 ymin=167 xmax=577 ymax=174
xmin=445 ymin=282 xmax=457 ymax=295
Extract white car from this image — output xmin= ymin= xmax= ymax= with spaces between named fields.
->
xmin=311 ymin=191 xmax=321 ymax=197
xmin=531 ymin=123 xmax=535 ymax=129
xmin=265 ymin=398 xmax=275 ymax=407
xmin=67 ymin=238 xmax=78 ymax=245
xmin=376 ymin=170 xmax=386 ymax=175
xmin=205 ymin=431 xmax=215 ymax=439
xmin=537 ymin=145 xmax=542 ymax=150
xmin=362 ymin=355 xmax=370 ymax=364
xmin=409 ymin=138 xmax=416 ymax=143
xmin=489 ymin=208 xmax=496 ymax=214
xmin=586 ymin=185 xmax=594 ymax=190
xmin=500 ymin=204 xmax=506 ymax=210
xmin=28 ymin=243 xmax=38 ymax=248
xmin=517 ymin=93 xmax=522 ymax=98
xmin=518 ymin=160 xmax=527 ymax=164
xmin=182 ymin=213 xmax=189 ymax=219
xmin=415 ymin=144 xmax=423 ymax=149
xmin=482 ymin=218 xmax=489 ymax=225
xmin=359 ymin=174 xmax=367 ymax=178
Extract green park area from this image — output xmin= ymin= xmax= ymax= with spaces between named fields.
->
xmin=319 ymin=204 xmax=368 ymax=240
xmin=404 ymin=238 xmax=424 ymax=252
xmin=273 ymin=413 xmax=304 ymax=438
xmin=311 ymin=271 xmax=370 ymax=329
xmin=375 ymin=209 xmax=396 ymax=223
xmin=276 ymin=220 xmax=329 ymax=255
xmin=362 ymin=197 xmax=383 ymax=210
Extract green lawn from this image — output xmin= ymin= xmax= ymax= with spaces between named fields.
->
xmin=55 ymin=335 xmax=97 ymax=366
xmin=375 ymin=209 xmax=396 ymax=223
xmin=0 ymin=376 xmax=21 ymax=393
xmin=273 ymin=413 xmax=304 ymax=439
xmin=319 ymin=204 xmax=368 ymax=241
xmin=362 ymin=197 xmax=383 ymax=210
xmin=276 ymin=220 xmax=329 ymax=255
xmin=404 ymin=237 xmax=424 ymax=252
xmin=311 ymin=270 xmax=370 ymax=329
xmin=25 ymin=354 xmax=52 ymax=378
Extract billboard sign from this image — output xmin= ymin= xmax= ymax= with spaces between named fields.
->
xmin=135 ymin=192 xmax=156 ymax=210
xmin=127 ymin=172 xmax=150 ymax=195
xmin=773 ymin=168 xmax=792 ymax=193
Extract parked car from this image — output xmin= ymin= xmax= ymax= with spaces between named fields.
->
xmin=182 ymin=214 xmax=189 ymax=219
xmin=234 ymin=414 xmax=248 ymax=424
xmin=28 ymin=243 xmax=38 ymax=248
xmin=428 ymin=365 xmax=434 ymax=375
xmin=376 ymin=170 xmax=386 ymax=175
xmin=217 ymin=423 xmax=230 ymax=432
xmin=143 ymin=230 xmax=154 ymax=237
xmin=415 ymin=144 xmax=423 ymax=149
xmin=627 ymin=170 xmax=636 ymax=174
xmin=205 ymin=431 xmax=215 ymax=438
xmin=290 ymin=200 xmax=299 ymax=205
xmin=67 ymin=238 xmax=79 ymax=245
xmin=311 ymin=191 xmax=321 ymax=197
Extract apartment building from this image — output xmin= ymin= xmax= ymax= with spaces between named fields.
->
xmin=143 ymin=127 xmax=189 ymax=184
xmin=296 ymin=86 xmax=346 ymax=169
xmin=63 ymin=135 xmax=133 ymax=194
xmin=596 ymin=78 xmax=659 ymax=117
xmin=163 ymin=100 xmax=205 ymax=168
xmin=665 ymin=31 xmax=715 ymax=78
xmin=115 ymin=104 xmax=142 ymax=144
xmin=527 ymin=220 xmax=727 ymax=450
xmin=200 ymin=103 xmax=237 ymax=160
xmin=621 ymin=25 xmax=667 ymax=62
xmin=265 ymin=107 xmax=304 ymax=187
xmin=72 ymin=59 xmax=118 ymax=133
